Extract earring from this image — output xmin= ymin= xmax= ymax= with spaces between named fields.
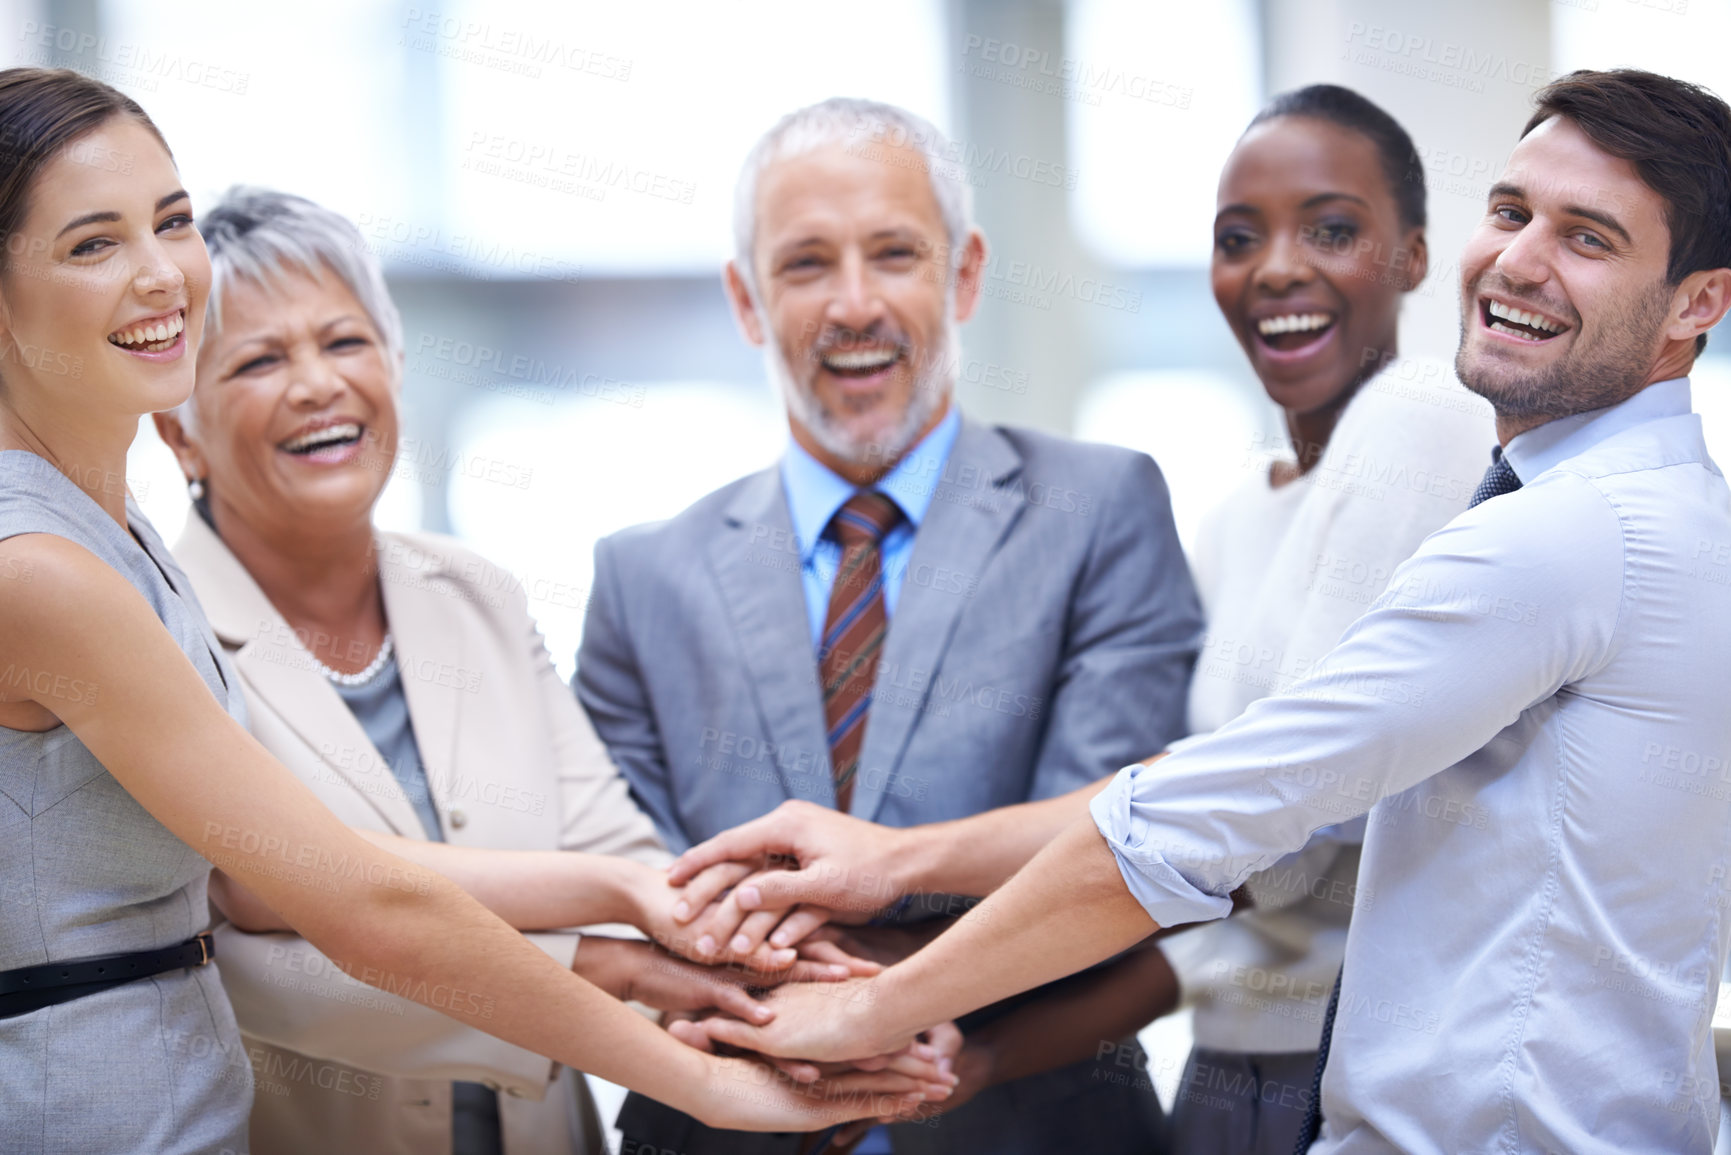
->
xmin=188 ymin=477 xmax=205 ymax=501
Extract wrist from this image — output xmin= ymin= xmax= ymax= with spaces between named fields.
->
xmin=891 ymin=822 xmax=942 ymax=897
xmin=955 ymin=1035 xmax=999 ymax=1095
xmin=605 ymin=856 xmax=659 ymax=929
xmin=691 ymin=1051 xmax=751 ymax=1129
xmin=571 ymin=936 xmax=629 ymax=999
xmin=872 ymin=964 xmax=930 ymax=1049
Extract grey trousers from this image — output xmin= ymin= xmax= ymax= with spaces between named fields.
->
xmin=1167 ymin=1047 xmax=1318 ymax=1155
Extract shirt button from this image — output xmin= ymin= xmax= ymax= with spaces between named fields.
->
xmin=449 ymin=809 xmax=468 ymax=830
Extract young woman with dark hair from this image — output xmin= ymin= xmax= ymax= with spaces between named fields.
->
xmin=1145 ymin=83 xmax=1492 ymax=1155
xmin=0 ymin=68 xmax=947 ymax=1153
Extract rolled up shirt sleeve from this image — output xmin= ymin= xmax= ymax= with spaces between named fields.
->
xmin=1091 ymin=763 xmax=1237 ymax=928
xmin=1092 ymin=469 xmax=1625 ymax=930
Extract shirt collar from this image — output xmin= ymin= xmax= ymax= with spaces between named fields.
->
xmin=780 ymin=405 xmax=962 ymax=561
xmin=1502 ymin=377 xmax=1692 ymax=484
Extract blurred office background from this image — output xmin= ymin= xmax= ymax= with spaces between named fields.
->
xmin=3 ymin=0 xmax=1728 ymax=683
xmin=5 ymin=0 xmax=1731 ymax=1133
xmin=0 ymin=0 xmax=1724 ymax=677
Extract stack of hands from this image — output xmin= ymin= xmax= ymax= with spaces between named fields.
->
xmin=596 ymin=801 xmax=970 ymax=1139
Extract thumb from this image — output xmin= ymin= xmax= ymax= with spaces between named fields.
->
xmin=666 ymin=1018 xmax=716 ymax=1053
xmin=669 ymin=812 xmax=793 ymax=885
xmin=710 ymin=982 xmax=777 ymax=1025
xmin=738 ymin=866 xmax=850 ymax=913
xmin=698 ymin=1015 xmax=769 ymax=1053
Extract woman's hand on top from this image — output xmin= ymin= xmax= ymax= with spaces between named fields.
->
xmin=666 ymin=974 xmax=914 ymax=1065
xmin=630 ymin=859 xmax=853 ymax=977
xmin=690 ymin=1049 xmax=950 ymax=1134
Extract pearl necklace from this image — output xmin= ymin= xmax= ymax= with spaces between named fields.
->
xmin=311 ymin=634 xmax=394 ymax=688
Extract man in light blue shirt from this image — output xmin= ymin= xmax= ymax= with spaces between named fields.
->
xmin=666 ymin=69 xmax=1731 ymax=1155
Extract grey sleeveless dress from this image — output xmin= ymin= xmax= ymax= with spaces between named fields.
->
xmin=0 ymin=451 xmax=253 ymax=1154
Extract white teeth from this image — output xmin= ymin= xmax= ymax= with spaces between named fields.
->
xmin=1487 ymin=300 xmax=1562 ymax=334
xmin=281 ymin=423 xmax=363 ymax=453
xmin=1257 ymin=313 xmax=1334 ymax=336
xmin=108 ymin=312 xmax=184 ymax=349
xmin=1489 ymin=321 xmax=1547 ymax=342
xmin=823 ymin=347 xmax=900 ymax=371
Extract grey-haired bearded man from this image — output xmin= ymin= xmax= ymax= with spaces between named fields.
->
xmin=575 ymin=97 xmax=1204 ymax=1154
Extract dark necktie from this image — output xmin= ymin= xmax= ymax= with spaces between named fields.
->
xmin=1293 ymin=444 xmax=1527 ymax=1153
xmin=1469 ymin=445 xmax=1522 ymax=508
xmin=818 ymin=491 xmax=902 ymax=814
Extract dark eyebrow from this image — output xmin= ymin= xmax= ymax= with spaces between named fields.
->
xmin=1215 ymin=192 xmax=1368 ymax=224
xmin=56 ymin=210 xmax=119 ymax=238
xmin=1487 ymin=180 xmax=1631 ymax=245
xmin=1300 ymin=192 xmax=1369 ymax=210
xmin=1563 ymin=203 xmax=1631 ymax=246
xmin=56 ymin=189 xmax=190 ymax=239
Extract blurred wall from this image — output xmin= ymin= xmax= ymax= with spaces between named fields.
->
xmin=7 ymin=0 xmax=1731 ymax=673
xmin=1262 ymin=0 xmax=1551 ymax=375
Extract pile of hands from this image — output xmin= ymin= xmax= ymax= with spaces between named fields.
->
xmin=589 ymin=803 xmax=975 ymax=1136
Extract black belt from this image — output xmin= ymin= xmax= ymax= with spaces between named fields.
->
xmin=0 ymin=932 xmax=214 ymax=1020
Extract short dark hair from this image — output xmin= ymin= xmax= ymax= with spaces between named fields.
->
xmin=0 ymin=68 xmax=168 ymax=268
xmin=1524 ymin=69 xmax=1731 ymax=288
xmin=1248 ymin=84 xmax=1426 ymax=233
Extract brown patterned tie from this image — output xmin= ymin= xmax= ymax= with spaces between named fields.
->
xmin=818 ymin=491 xmax=902 ymax=813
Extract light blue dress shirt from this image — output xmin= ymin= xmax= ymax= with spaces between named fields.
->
xmin=780 ymin=406 xmax=962 ymax=647
xmin=779 ymin=407 xmax=960 ymax=1155
xmin=1093 ymin=378 xmax=1731 ymax=1153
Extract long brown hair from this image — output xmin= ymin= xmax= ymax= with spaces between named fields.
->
xmin=0 ymin=67 xmax=169 ymax=267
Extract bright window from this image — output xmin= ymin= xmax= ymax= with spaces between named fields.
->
xmin=446 ymin=382 xmax=785 ymax=680
xmin=1065 ymin=0 xmax=1262 ymax=267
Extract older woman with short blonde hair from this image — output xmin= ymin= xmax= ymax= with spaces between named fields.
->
xmin=154 ymin=188 xmax=924 ymax=1155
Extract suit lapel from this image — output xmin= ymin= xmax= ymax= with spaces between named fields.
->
xmin=706 ymin=469 xmax=835 ymax=806
xmin=172 ymin=515 xmax=426 ymax=837
xmin=377 ymin=538 xmax=462 ymax=826
xmin=854 ymin=420 xmax=1026 ymax=823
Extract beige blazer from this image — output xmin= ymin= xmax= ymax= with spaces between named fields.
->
xmin=173 ymin=513 xmax=670 ymax=1155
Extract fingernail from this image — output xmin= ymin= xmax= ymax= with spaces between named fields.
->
xmin=902 ymin=1092 xmax=922 ymax=1103
xmin=731 ymin=934 xmax=751 ymax=954
xmin=754 ymin=1005 xmax=772 ymax=1021
xmin=739 ymin=885 xmax=761 ymax=908
xmin=771 ymin=948 xmax=796 ymax=966
xmin=673 ymin=901 xmax=690 ymax=920
xmin=696 ymin=935 xmax=715 ymax=956
xmin=829 ymin=964 xmax=848 ymax=977
xmin=770 ymin=931 xmax=789 ymax=947
xmin=939 ymin=1058 xmax=953 ymax=1079
xmin=912 ymin=1043 xmax=935 ymax=1060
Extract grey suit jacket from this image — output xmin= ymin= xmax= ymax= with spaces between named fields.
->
xmin=580 ymin=416 xmax=1201 ymax=847
xmin=577 ymin=417 xmax=1200 ymax=1154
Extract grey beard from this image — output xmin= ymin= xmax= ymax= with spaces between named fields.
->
xmin=1455 ymin=281 xmax=1671 ymax=423
xmin=764 ymin=316 xmax=958 ymax=467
